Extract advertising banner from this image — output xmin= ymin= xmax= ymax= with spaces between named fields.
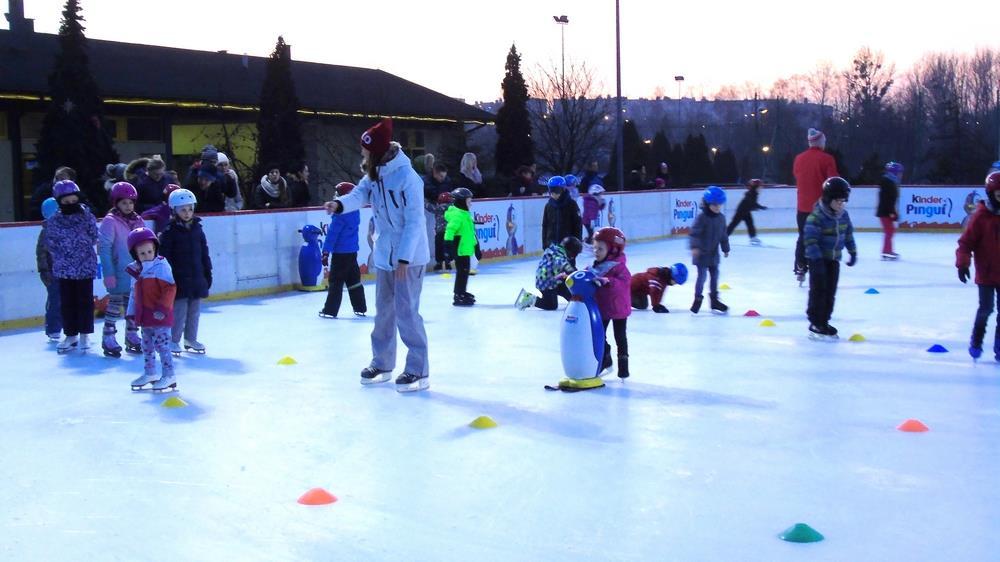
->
xmin=472 ymin=199 xmax=525 ymax=259
xmin=307 ymin=207 xmax=375 ymax=274
xmin=898 ymin=186 xmax=979 ymax=229
xmin=669 ymin=191 xmax=702 ymax=234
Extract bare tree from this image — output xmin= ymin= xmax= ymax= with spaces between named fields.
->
xmin=528 ymin=61 xmax=612 ymax=173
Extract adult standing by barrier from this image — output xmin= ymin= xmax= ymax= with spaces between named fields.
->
xmin=792 ymin=128 xmax=838 ymax=283
xmin=877 ymin=162 xmax=903 ymax=260
xmin=324 ymin=118 xmax=431 ymax=393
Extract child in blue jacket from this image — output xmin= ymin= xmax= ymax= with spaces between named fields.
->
xmin=319 ymin=182 xmax=368 ymax=318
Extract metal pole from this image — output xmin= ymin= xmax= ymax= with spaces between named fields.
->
xmin=615 ymin=0 xmax=624 ymax=191
xmin=561 ymin=24 xmax=565 ymax=97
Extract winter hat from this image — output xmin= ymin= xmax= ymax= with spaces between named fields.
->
xmin=216 ymin=152 xmax=230 ymax=165
xmin=146 ymin=156 xmax=166 ymax=172
xmin=200 ymin=144 xmax=219 ymax=162
xmin=360 ymin=118 xmax=393 ymax=163
xmin=807 ymin=128 xmax=826 ymax=147
xmin=106 ymin=163 xmax=127 ymax=180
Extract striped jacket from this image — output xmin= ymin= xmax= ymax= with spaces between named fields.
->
xmin=535 ymin=244 xmax=576 ymax=291
xmin=804 ymin=201 xmax=857 ymax=261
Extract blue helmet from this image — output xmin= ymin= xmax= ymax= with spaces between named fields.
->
xmin=703 ymin=186 xmax=726 ymax=205
xmin=564 ymin=174 xmax=579 ymax=186
xmin=670 ymin=263 xmax=688 ymax=285
xmin=990 ymin=160 xmax=1000 ymax=173
xmin=547 ymin=175 xmax=566 ymax=192
xmin=41 ymin=197 xmax=59 ymax=220
xmin=885 ymin=161 xmax=904 ymax=175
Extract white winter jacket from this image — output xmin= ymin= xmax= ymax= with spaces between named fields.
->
xmin=336 ymin=146 xmax=430 ymax=270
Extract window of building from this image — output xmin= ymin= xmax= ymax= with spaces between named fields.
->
xmin=126 ymin=117 xmax=163 ymax=141
xmin=398 ymin=129 xmax=426 ymax=157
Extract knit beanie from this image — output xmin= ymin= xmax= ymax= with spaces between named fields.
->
xmin=360 ymin=118 xmax=393 ymax=163
xmin=807 ymin=128 xmax=826 ymax=148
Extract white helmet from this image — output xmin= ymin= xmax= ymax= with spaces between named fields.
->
xmin=168 ymin=188 xmax=197 ymax=209
xmin=587 ymin=184 xmax=606 ymax=195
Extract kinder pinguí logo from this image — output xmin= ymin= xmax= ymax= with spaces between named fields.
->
xmin=673 ymin=199 xmax=697 ymax=221
xmin=906 ymin=194 xmax=954 ymax=219
xmin=474 ymin=212 xmax=500 ymax=243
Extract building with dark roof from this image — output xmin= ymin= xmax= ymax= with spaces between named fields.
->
xmin=0 ymin=0 xmax=493 ymax=220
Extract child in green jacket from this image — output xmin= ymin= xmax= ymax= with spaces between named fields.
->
xmin=444 ymin=188 xmax=481 ymax=306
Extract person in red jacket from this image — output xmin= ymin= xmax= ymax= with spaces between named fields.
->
xmin=956 ymin=171 xmax=1000 ymax=361
xmin=792 ymin=128 xmax=838 ymax=282
xmin=630 ymin=263 xmax=687 ymax=313
xmin=126 ymin=228 xmax=178 ymax=393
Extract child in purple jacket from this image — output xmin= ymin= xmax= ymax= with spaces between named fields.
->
xmin=590 ymin=227 xmax=631 ymax=379
xmin=582 ymin=184 xmax=606 ymax=244
xmin=45 ymin=180 xmax=99 ymax=354
xmin=98 ymin=182 xmax=146 ymax=357
xmin=141 ymin=183 xmax=182 ymax=235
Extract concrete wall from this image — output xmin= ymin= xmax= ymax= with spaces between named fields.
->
xmin=0 ymin=186 xmax=967 ymax=328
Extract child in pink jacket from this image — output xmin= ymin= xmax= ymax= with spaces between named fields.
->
xmin=590 ymin=227 xmax=631 ymax=379
xmin=125 ymin=228 xmax=178 ymax=393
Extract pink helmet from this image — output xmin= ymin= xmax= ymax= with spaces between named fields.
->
xmin=110 ymin=181 xmax=138 ymax=205
xmin=127 ymin=227 xmax=158 ymax=259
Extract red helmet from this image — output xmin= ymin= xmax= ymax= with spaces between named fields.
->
xmin=163 ymin=183 xmax=182 ymax=197
xmin=335 ymin=182 xmax=355 ymax=197
xmin=593 ymin=227 xmax=626 ymax=256
xmin=748 ymin=178 xmax=763 ymax=188
xmin=437 ymin=191 xmax=454 ymax=204
xmin=986 ymin=171 xmax=1000 ymax=194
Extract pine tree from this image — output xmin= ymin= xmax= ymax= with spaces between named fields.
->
xmin=607 ymin=120 xmax=646 ymax=189
xmin=683 ymin=134 xmax=714 ymax=184
xmin=494 ymin=44 xmax=534 ymax=177
xmin=647 ymin=130 xmax=671 ymax=179
xmin=36 ymin=0 xmax=119 ymax=214
xmin=714 ymin=149 xmax=740 ymax=183
xmin=256 ymin=36 xmax=305 ymax=178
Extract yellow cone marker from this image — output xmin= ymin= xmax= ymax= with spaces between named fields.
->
xmin=469 ymin=415 xmax=498 ymax=429
xmin=719 ymin=283 xmax=731 ymax=290
xmin=759 ymin=319 xmax=776 ymax=327
xmin=162 ymin=396 xmax=187 ymax=408
xmin=277 ymin=356 xmax=297 ymax=365
xmin=441 ymin=273 xmax=452 ymax=279
xmin=849 ymin=333 xmax=866 ymax=342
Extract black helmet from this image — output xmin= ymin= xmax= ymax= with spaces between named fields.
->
xmin=821 ymin=176 xmax=851 ymax=204
xmin=450 ymin=187 xmax=473 ymax=201
xmin=561 ymin=236 xmax=583 ymax=258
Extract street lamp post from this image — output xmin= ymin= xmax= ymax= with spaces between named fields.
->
xmin=614 ymin=1 xmax=624 ymax=191
xmin=553 ymin=15 xmax=569 ymax=96
xmin=674 ymin=75 xmax=685 ymax=127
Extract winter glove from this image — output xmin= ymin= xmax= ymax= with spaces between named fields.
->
xmin=958 ymin=266 xmax=970 ymax=284
xmin=846 ymin=252 xmax=858 ymax=267
xmin=105 ymin=275 xmax=117 ymax=290
xmin=652 ymin=304 xmax=669 ymax=313
xmin=474 ymin=244 xmax=483 ymax=261
xmin=809 ymin=258 xmax=826 ymax=276
xmin=321 ymin=252 xmax=329 ymax=267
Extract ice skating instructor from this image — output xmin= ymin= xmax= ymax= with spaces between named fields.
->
xmin=324 ymin=118 xmax=431 ymax=392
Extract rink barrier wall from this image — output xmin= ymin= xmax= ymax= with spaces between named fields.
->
xmin=0 ymin=185 xmax=974 ymax=329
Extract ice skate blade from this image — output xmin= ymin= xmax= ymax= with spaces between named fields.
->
xmin=184 ymin=347 xmax=206 ymax=354
xmin=360 ymin=373 xmax=392 ymax=385
xmin=809 ymin=332 xmax=839 ymax=342
xmin=152 ymin=384 xmax=177 ymax=393
xmin=396 ymin=378 xmax=429 ymax=393
xmin=56 ymin=343 xmax=78 ymax=354
xmin=318 ymin=312 xmax=336 ymax=319
xmin=103 ymin=349 xmax=122 ymax=358
xmin=125 ymin=347 xmax=142 ymax=355
xmin=131 ymin=383 xmax=155 ymax=391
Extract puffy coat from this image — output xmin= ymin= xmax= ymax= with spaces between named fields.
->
xmin=535 ymin=244 xmax=575 ymax=291
xmin=804 ymin=201 xmax=857 ymax=261
xmin=98 ymin=210 xmax=146 ymax=295
xmin=159 ymin=217 xmax=213 ymax=299
xmin=876 ymin=175 xmax=899 ymax=218
xmin=323 ymin=210 xmax=361 ymax=254
xmin=630 ymin=267 xmax=673 ymax=308
xmin=689 ymin=207 xmax=730 ymax=267
xmin=36 ymin=225 xmax=53 ymax=285
xmin=287 ymin=177 xmax=311 ymax=207
xmin=132 ymin=167 xmax=171 ymax=213
xmin=444 ymin=205 xmax=477 ymax=257
xmin=141 ymin=203 xmax=172 ymax=234
xmin=591 ymin=254 xmax=631 ymax=320
xmin=956 ymin=202 xmax=1000 ymax=285
xmin=793 ymin=147 xmax=838 ymax=213
xmin=126 ymin=256 xmax=176 ymax=328
xmin=542 ymin=191 xmax=583 ymax=248
xmin=582 ymin=194 xmax=605 ymax=223
xmin=335 ymin=145 xmax=430 ymax=270
xmin=45 ymin=206 xmax=98 ymax=280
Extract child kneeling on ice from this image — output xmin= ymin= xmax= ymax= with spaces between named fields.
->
xmin=631 ymin=263 xmax=688 ymax=313
xmin=516 ymin=236 xmax=583 ymax=310
xmin=126 ymin=227 xmax=178 ymax=392
xmin=590 ymin=227 xmax=631 ymax=379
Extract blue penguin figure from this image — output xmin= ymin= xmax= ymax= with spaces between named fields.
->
xmin=298 ymin=224 xmax=324 ymax=290
xmin=556 ymin=269 xmax=606 ymax=390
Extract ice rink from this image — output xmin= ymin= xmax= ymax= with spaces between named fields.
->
xmin=1 ymin=231 xmax=997 ymax=562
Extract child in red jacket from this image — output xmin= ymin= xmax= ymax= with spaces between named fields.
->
xmin=956 ymin=171 xmax=1000 ymax=361
xmin=631 ymin=263 xmax=688 ymax=313
xmin=125 ymin=228 xmax=179 ymax=392
xmin=589 ymin=227 xmax=631 ymax=379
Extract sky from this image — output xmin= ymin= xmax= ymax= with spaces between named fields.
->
xmin=12 ymin=0 xmax=999 ymax=104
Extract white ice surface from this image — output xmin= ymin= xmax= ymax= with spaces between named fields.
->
xmin=1 ymin=232 xmax=998 ymax=562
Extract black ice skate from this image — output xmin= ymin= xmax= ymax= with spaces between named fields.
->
xmin=360 ymin=366 xmax=392 ymax=385
xmin=691 ymin=296 xmax=703 ymax=314
xmin=395 ymin=372 xmax=429 ymax=393
xmin=809 ymin=324 xmax=838 ymax=341
xmin=452 ymin=293 xmax=474 ymax=307
xmin=709 ymin=293 xmax=728 ymax=314
xmin=617 ymin=354 xmax=629 ymax=379
xmin=318 ymin=309 xmax=337 ymax=319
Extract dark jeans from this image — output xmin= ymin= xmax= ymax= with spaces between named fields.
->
xmin=694 ymin=264 xmax=719 ymax=298
xmin=727 ymin=210 xmax=756 ymax=238
xmin=795 ymin=211 xmax=810 ymax=272
xmin=807 ymin=259 xmax=840 ymax=326
xmin=602 ymin=318 xmax=628 ymax=358
xmin=45 ymin=279 xmax=62 ymax=335
xmin=971 ymin=284 xmax=1000 ymax=349
xmin=434 ymin=231 xmax=448 ymax=265
xmin=59 ymin=278 xmax=94 ymax=337
xmin=454 ymin=255 xmax=471 ymax=295
xmin=323 ymin=252 xmax=367 ymax=316
xmin=535 ymin=284 xmax=572 ymax=310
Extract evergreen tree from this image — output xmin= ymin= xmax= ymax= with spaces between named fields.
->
xmin=36 ymin=0 xmax=119 ymax=214
xmin=683 ymin=134 xmax=714 ymax=184
xmin=256 ymin=36 xmax=305 ymax=178
xmin=669 ymin=143 xmax=687 ymax=187
xmin=606 ymin=120 xmax=646 ymax=189
xmin=714 ymin=148 xmax=739 ymax=183
xmin=647 ymin=130 xmax=672 ymax=179
xmin=494 ymin=44 xmax=534 ymax=177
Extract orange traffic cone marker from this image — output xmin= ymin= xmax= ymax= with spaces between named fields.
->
xmin=897 ymin=419 xmax=929 ymax=432
xmin=298 ymin=488 xmax=338 ymax=505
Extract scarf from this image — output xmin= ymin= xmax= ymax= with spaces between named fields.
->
xmin=259 ymin=175 xmax=284 ymax=199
